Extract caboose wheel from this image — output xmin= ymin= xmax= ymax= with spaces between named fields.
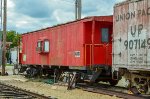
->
xmin=109 ymin=80 xmax=118 ymax=86
xmin=95 ymin=79 xmax=100 ymax=83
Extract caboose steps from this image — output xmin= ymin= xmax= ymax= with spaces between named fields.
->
xmin=89 ymin=70 xmax=102 ymax=83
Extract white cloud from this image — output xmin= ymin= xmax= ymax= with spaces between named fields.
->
xmin=8 ymin=0 xmax=15 ymax=9
xmin=52 ymin=9 xmax=74 ymax=23
xmin=6 ymin=0 xmax=125 ymax=33
xmin=115 ymin=0 xmax=125 ymax=3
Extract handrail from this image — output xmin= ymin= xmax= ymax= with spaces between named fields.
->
xmin=84 ymin=44 xmax=106 ymax=46
xmin=84 ymin=43 xmax=109 ymax=70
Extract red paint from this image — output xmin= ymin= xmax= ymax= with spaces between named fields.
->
xmin=21 ymin=16 xmax=113 ymax=68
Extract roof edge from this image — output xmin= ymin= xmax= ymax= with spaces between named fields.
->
xmin=22 ymin=15 xmax=113 ymax=35
xmin=114 ymin=0 xmax=144 ymax=7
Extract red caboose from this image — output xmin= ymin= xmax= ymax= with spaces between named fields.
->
xmin=20 ymin=16 xmax=116 ymax=84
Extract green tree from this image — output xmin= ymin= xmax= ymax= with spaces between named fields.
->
xmin=6 ymin=31 xmax=21 ymax=64
xmin=6 ymin=30 xmax=21 ymax=48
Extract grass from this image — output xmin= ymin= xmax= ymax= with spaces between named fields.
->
xmin=6 ymin=64 xmax=13 ymax=66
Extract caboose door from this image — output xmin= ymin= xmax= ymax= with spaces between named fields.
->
xmin=84 ymin=44 xmax=112 ymax=68
xmin=93 ymin=27 xmax=112 ymax=67
xmin=84 ymin=27 xmax=112 ymax=68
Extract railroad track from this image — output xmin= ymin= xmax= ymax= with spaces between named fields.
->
xmin=76 ymin=83 xmax=150 ymax=99
xmin=0 ymin=82 xmax=56 ymax=99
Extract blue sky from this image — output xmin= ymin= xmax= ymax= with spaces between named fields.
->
xmin=7 ymin=0 xmax=124 ymax=33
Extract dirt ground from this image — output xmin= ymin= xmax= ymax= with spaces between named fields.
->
xmin=0 ymin=66 xmax=122 ymax=99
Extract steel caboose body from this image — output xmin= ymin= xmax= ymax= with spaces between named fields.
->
xmin=20 ymin=16 xmax=115 ymax=84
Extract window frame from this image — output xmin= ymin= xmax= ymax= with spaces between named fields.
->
xmin=37 ymin=41 xmax=42 ymax=48
xmin=101 ymin=28 xmax=109 ymax=43
xmin=43 ymin=40 xmax=50 ymax=53
xmin=36 ymin=41 xmax=42 ymax=52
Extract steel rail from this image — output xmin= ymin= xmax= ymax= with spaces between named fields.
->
xmin=0 ymin=82 xmax=57 ymax=99
xmin=77 ymin=83 xmax=150 ymax=99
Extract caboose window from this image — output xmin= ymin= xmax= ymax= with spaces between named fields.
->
xmin=37 ymin=41 xmax=41 ymax=47
xmin=101 ymin=28 xmax=109 ymax=43
xmin=44 ymin=40 xmax=49 ymax=52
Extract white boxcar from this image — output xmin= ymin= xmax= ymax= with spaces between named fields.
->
xmin=113 ymin=0 xmax=150 ymax=94
xmin=113 ymin=0 xmax=150 ymax=71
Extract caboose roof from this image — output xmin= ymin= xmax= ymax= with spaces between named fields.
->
xmin=22 ymin=16 xmax=112 ymax=35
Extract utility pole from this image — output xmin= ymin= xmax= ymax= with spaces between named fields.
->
xmin=2 ymin=0 xmax=7 ymax=76
xmin=78 ymin=0 xmax=81 ymax=19
xmin=75 ymin=0 xmax=82 ymax=20
xmin=75 ymin=0 xmax=77 ymax=20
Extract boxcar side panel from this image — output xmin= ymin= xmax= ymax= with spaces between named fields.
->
xmin=113 ymin=0 xmax=150 ymax=71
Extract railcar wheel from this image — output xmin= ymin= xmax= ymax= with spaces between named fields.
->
xmin=109 ymin=80 xmax=118 ymax=86
xmin=130 ymin=86 xmax=142 ymax=95
xmin=130 ymin=85 xmax=148 ymax=94
xmin=26 ymin=67 xmax=39 ymax=78
xmin=95 ymin=79 xmax=100 ymax=83
xmin=19 ymin=66 xmax=27 ymax=73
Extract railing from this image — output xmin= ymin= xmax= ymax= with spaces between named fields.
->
xmin=84 ymin=44 xmax=109 ymax=69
